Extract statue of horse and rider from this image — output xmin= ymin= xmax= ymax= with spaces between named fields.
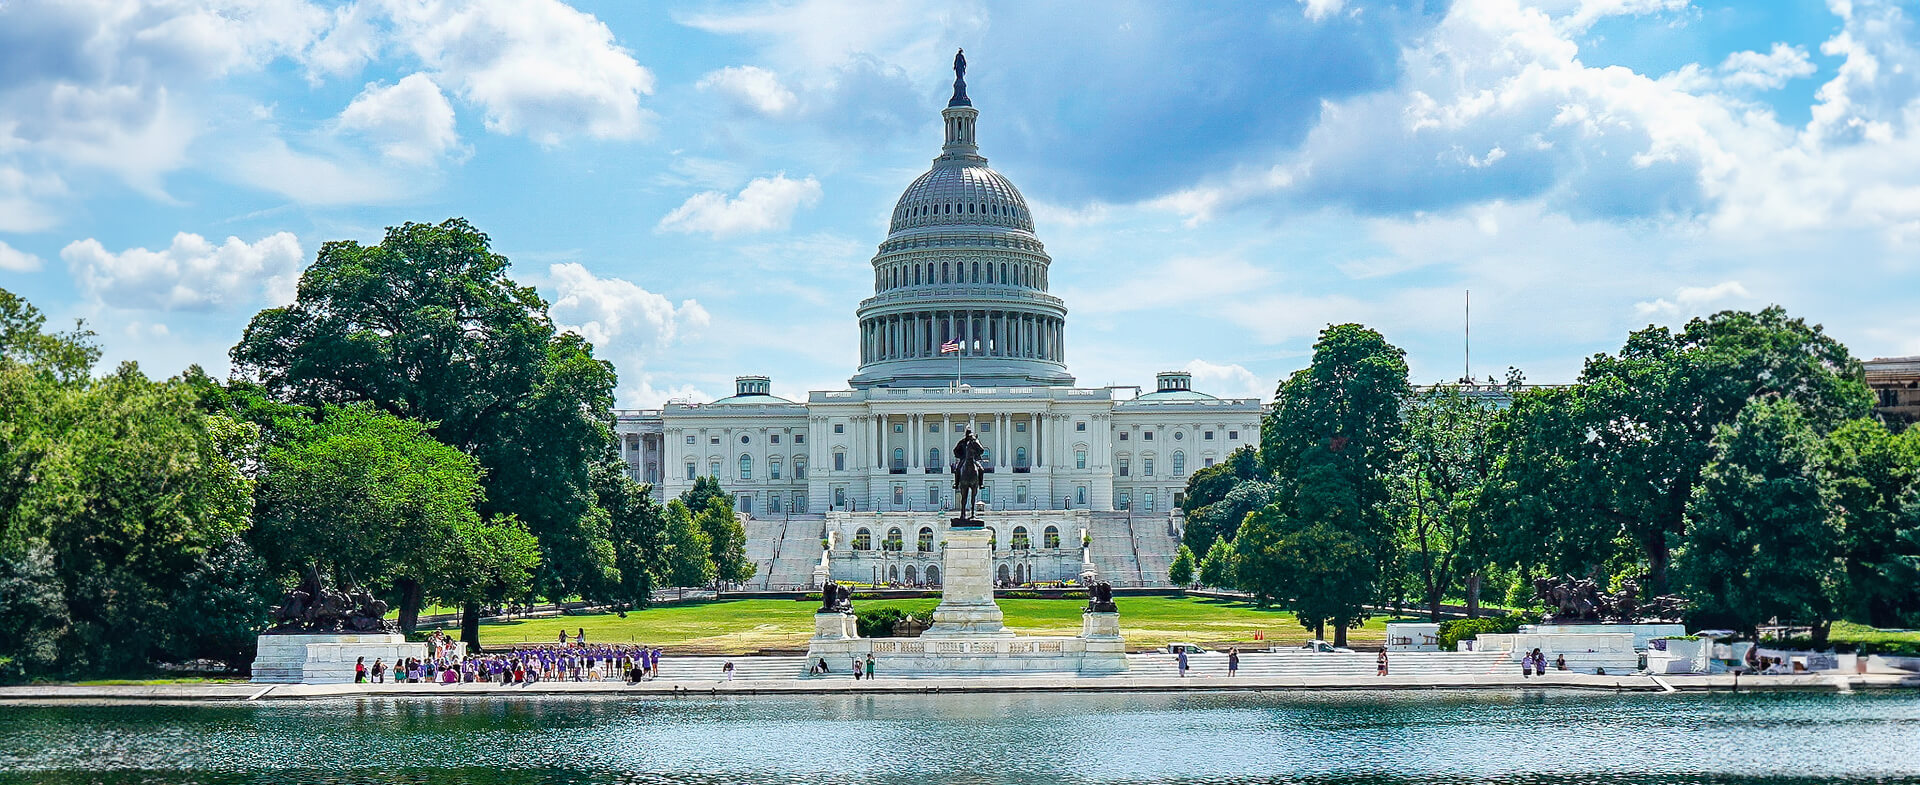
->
xmin=951 ymin=427 xmax=985 ymax=527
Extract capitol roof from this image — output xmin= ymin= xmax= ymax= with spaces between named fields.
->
xmin=889 ymin=164 xmax=1034 ymax=234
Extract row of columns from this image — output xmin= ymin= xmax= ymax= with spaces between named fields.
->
xmin=859 ymin=310 xmax=1062 ymax=365
xmin=873 ymin=260 xmax=1049 ymax=292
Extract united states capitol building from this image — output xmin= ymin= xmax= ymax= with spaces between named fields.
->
xmin=613 ymin=61 xmax=1261 ymax=588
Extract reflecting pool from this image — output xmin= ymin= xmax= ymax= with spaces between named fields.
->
xmin=2 ymin=690 xmax=1917 ymax=784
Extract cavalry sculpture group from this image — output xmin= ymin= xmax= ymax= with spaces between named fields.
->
xmin=267 ymin=566 xmax=397 ymax=634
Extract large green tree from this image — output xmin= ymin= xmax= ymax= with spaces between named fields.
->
xmin=1395 ymin=385 xmax=1500 ymax=620
xmin=1820 ymin=418 xmax=1920 ymax=627
xmin=1167 ymin=544 xmax=1196 ymax=587
xmin=1179 ymin=446 xmax=1264 ymax=553
xmin=1676 ymin=397 xmax=1843 ymax=642
xmin=230 ymin=219 xmax=634 ymax=630
xmin=1577 ymin=307 xmax=1870 ymax=593
xmin=656 ymin=500 xmax=715 ymax=589
xmin=1250 ymin=324 xmax=1408 ymax=645
xmin=251 ymin=404 xmax=540 ymax=638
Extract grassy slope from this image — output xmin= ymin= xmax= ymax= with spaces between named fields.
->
xmin=475 ymin=596 xmax=1390 ymax=654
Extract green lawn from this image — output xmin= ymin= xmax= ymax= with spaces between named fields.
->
xmin=1825 ymin=621 xmax=1920 ymax=654
xmin=475 ymin=596 xmax=1390 ymax=654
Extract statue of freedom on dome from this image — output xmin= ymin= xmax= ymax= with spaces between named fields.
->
xmin=951 ymin=427 xmax=985 ymax=527
xmin=954 ymin=48 xmax=966 ymax=80
xmin=949 ymin=48 xmax=971 ymax=107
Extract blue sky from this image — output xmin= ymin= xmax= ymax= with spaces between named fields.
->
xmin=3 ymin=0 xmax=1917 ymax=407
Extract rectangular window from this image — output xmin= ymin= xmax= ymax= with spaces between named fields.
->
xmin=929 ymin=423 xmax=940 ymax=433
xmin=833 ymin=487 xmax=846 ymax=508
xmin=770 ymin=463 xmax=781 ymax=480
xmin=1016 ymin=422 xmax=1027 ymax=432
xmin=928 ymin=484 xmax=939 ymax=505
xmin=954 ymin=423 xmax=964 ymax=432
xmin=710 ymin=436 xmax=720 ymax=445
xmin=709 ymin=461 xmax=720 ymax=477
xmin=795 ymin=434 xmax=805 ymax=444
xmin=686 ymin=463 xmax=696 ymax=480
xmin=1076 ymin=421 xmax=1086 ymax=431
xmin=685 ymin=435 xmax=695 ymax=445
xmin=834 ymin=424 xmax=845 ymax=434
xmin=1204 ymin=431 xmax=1214 ymax=440
xmin=1075 ymin=450 xmax=1087 ymax=469
xmin=1204 ymin=457 xmax=1215 ymax=468
xmin=894 ymin=423 xmax=904 ymax=433
xmin=1117 ymin=490 xmax=1131 ymax=510
xmin=1228 ymin=430 xmax=1239 ymax=440
xmin=1143 ymin=491 xmax=1155 ymax=512
xmin=1119 ymin=460 xmax=1129 ymax=477
xmin=893 ymin=486 xmax=904 ymax=505
xmin=833 ymin=453 xmax=846 ymax=471
xmin=771 ymin=434 xmax=781 ymax=444
xmin=769 ymin=495 xmax=782 ymax=513
xmin=1144 ymin=431 xmax=1154 ymax=441
xmin=1016 ymin=484 xmax=1028 ymax=504
xmin=1174 ymin=491 xmax=1185 ymax=507
xmin=737 ymin=494 xmax=752 ymax=514
xmin=795 ymin=462 xmax=807 ymax=479
xmin=980 ymin=422 xmax=992 ymax=432
xmin=1144 ymin=458 xmax=1155 ymax=476
xmin=980 ymin=485 xmax=991 ymax=503
xmin=1119 ymin=432 xmax=1129 ymax=441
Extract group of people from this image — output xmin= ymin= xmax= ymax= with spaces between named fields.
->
xmin=1174 ymin=646 xmax=1243 ymax=676
xmin=354 ymin=641 xmax=671 ymax=686
xmin=810 ymin=653 xmax=877 ymax=679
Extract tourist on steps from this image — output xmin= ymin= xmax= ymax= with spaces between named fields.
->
xmin=1377 ymin=651 xmax=1389 ymax=676
xmin=865 ymin=653 xmax=875 ymax=680
xmin=724 ymin=661 xmax=735 ymax=681
xmin=852 ymin=655 xmax=863 ymax=680
xmin=1177 ymin=648 xmax=1189 ymax=677
xmin=355 ymin=656 xmax=367 ymax=684
xmin=1227 ymin=647 xmax=1239 ymax=677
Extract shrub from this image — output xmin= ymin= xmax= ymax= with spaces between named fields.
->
xmin=1438 ymin=615 xmax=1526 ymax=651
xmin=855 ymin=604 xmax=935 ymax=637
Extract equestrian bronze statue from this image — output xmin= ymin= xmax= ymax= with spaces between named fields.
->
xmin=951 ymin=427 xmax=985 ymax=526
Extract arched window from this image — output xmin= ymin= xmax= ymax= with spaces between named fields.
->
xmin=1043 ymin=525 xmax=1060 ymax=549
xmin=972 ymin=262 xmax=980 ymax=281
xmin=886 ymin=527 xmax=904 ymax=552
xmin=795 ymin=458 xmax=807 ymax=479
xmin=770 ymin=458 xmax=782 ymax=480
xmin=942 ymin=262 xmax=950 ymax=283
xmin=889 ymin=565 xmax=899 ymax=582
xmin=739 ymin=455 xmax=752 ymax=480
xmin=914 ymin=266 xmax=922 ymax=285
xmin=1076 ymin=486 xmax=1088 ymax=505
xmin=928 ymin=447 xmax=941 ymax=469
xmin=904 ymin=565 xmax=918 ymax=584
xmin=986 ymin=265 xmax=994 ymax=283
xmin=1011 ymin=526 xmax=1030 ymax=550
xmin=918 ymin=527 xmax=935 ymax=552
xmin=892 ymin=447 xmax=905 ymax=470
xmin=997 ymin=564 xmax=1011 ymax=583
xmin=853 ymin=528 xmax=872 ymax=550
xmin=1173 ymin=451 xmax=1186 ymax=475
xmin=926 ymin=565 xmax=941 ymax=585
xmin=1015 ymin=446 xmax=1028 ymax=468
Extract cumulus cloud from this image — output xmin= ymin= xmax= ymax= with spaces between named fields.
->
xmin=657 ymin=174 xmax=823 ymax=238
xmin=382 ymin=0 xmax=655 ymax=145
xmin=1633 ymin=281 xmax=1753 ymax=318
xmin=61 ymin=231 xmax=304 ymax=311
xmin=546 ymin=262 xmax=709 ymax=351
xmin=336 ymin=72 xmax=462 ymax=164
xmin=1183 ymin=359 xmax=1269 ymax=401
xmin=0 ymin=167 xmax=66 ymax=232
xmin=1300 ymin=0 xmax=1347 ymax=22
xmin=0 ymin=240 xmax=43 ymax=272
xmin=698 ymin=66 xmax=797 ymax=115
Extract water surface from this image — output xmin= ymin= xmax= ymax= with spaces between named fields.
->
xmin=2 ymin=690 xmax=1916 ymax=784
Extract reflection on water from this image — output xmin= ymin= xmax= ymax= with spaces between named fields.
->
xmin=1 ymin=690 xmax=1918 ymax=784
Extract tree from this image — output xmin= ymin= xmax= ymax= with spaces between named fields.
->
xmin=1579 ymin=308 xmax=1871 ymax=594
xmin=1676 ymin=397 xmax=1842 ymax=642
xmin=656 ymin=500 xmax=714 ymax=589
xmin=695 ymin=497 xmax=755 ymax=587
xmin=1480 ymin=385 xmax=1627 ymax=586
xmin=251 ymin=404 xmax=539 ymax=636
xmin=679 ymin=475 xmax=728 ymax=518
xmin=596 ymin=460 xmax=664 ymax=609
xmin=230 ymin=219 xmax=630 ymax=631
xmin=1197 ymin=537 xmax=1235 ymax=589
xmin=1255 ymin=324 xmax=1408 ymax=645
xmin=1168 ymin=544 xmax=1196 ymax=587
xmin=1180 ymin=446 xmax=1263 ymax=552
xmin=0 ymin=287 xmax=98 ymax=382
xmin=1183 ymin=479 xmax=1280 ymax=557
xmin=1396 ymin=385 xmax=1500 ymax=620
xmin=1819 ymin=418 xmax=1920 ymax=627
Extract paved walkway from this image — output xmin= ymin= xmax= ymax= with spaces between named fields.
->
xmin=2 ymin=671 xmax=1911 ymax=703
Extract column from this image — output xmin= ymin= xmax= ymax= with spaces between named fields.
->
xmin=911 ymin=413 xmax=922 ymax=469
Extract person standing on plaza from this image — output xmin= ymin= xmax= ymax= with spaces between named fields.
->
xmin=355 ymin=656 xmax=367 ymax=684
xmin=1377 ymin=650 xmax=1389 ymax=676
xmin=1177 ymin=648 xmax=1189 ymax=677
xmin=852 ymin=655 xmax=863 ymax=680
xmin=1227 ymin=647 xmax=1239 ymax=677
xmin=865 ymin=653 xmax=875 ymax=680
xmin=371 ymin=658 xmax=385 ymax=684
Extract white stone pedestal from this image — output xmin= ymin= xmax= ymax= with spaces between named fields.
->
xmin=251 ymin=633 xmax=427 ymax=684
xmin=813 ymin=612 xmax=857 ymax=640
xmin=924 ymin=525 xmax=1010 ymax=638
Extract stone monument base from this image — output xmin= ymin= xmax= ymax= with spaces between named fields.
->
xmin=251 ymin=633 xmax=427 ymax=684
xmin=804 ymin=611 xmax=1128 ymax=677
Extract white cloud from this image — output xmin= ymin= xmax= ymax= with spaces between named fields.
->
xmin=0 ymin=167 xmax=66 ymax=232
xmin=658 ymin=174 xmax=824 ymax=238
xmin=698 ymin=66 xmax=798 ymax=115
xmin=1633 ymin=280 xmax=1753 ymax=317
xmin=1300 ymin=0 xmax=1347 ymax=22
xmin=546 ymin=262 xmax=710 ymax=352
xmin=0 ymin=240 xmax=43 ymax=272
xmin=1718 ymin=44 xmax=1818 ymax=90
xmin=336 ymin=73 xmax=462 ymax=164
xmin=1183 ymin=359 xmax=1269 ymax=401
xmin=229 ymin=136 xmax=424 ymax=205
xmin=382 ymin=0 xmax=655 ymax=145
xmin=61 ymin=231 xmax=304 ymax=311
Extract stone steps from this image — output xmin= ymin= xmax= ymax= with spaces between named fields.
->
xmin=1123 ymin=651 xmax=1513 ymax=678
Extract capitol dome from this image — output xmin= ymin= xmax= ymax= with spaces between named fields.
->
xmin=849 ymin=53 xmax=1073 ymax=390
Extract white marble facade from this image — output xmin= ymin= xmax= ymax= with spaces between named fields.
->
xmin=606 ymin=64 xmax=1260 ymax=586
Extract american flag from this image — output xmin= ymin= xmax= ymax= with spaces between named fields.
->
xmin=941 ymin=339 xmax=961 ymax=353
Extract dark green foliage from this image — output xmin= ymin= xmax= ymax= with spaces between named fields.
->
xmin=1168 ymin=544 xmax=1196 ymax=586
xmin=1198 ymin=536 xmax=1236 ymax=589
xmin=0 ymin=288 xmax=98 ymax=383
xmin=1395 ymin=385 xmax=1500 ymax=620
xmin=1180 ymin=446 xmax=1263 ymax=552
xmin=1820 ymin=419 xmax=1920 ymax=627
xmin=657 ymin=500 xmax=713 ymax=588
xmin=1182 ymin=480 xmax=1280 ymax=556
xmin=1437 ymin=615 xmax=1526 ymax=652
xmin=1677 ymin=397 xmax=1842 ymax=640
xmin=855 ymin=603 xmax=937 ymax=637
xmin=230 ymin=219 xmax=637 ymax=617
